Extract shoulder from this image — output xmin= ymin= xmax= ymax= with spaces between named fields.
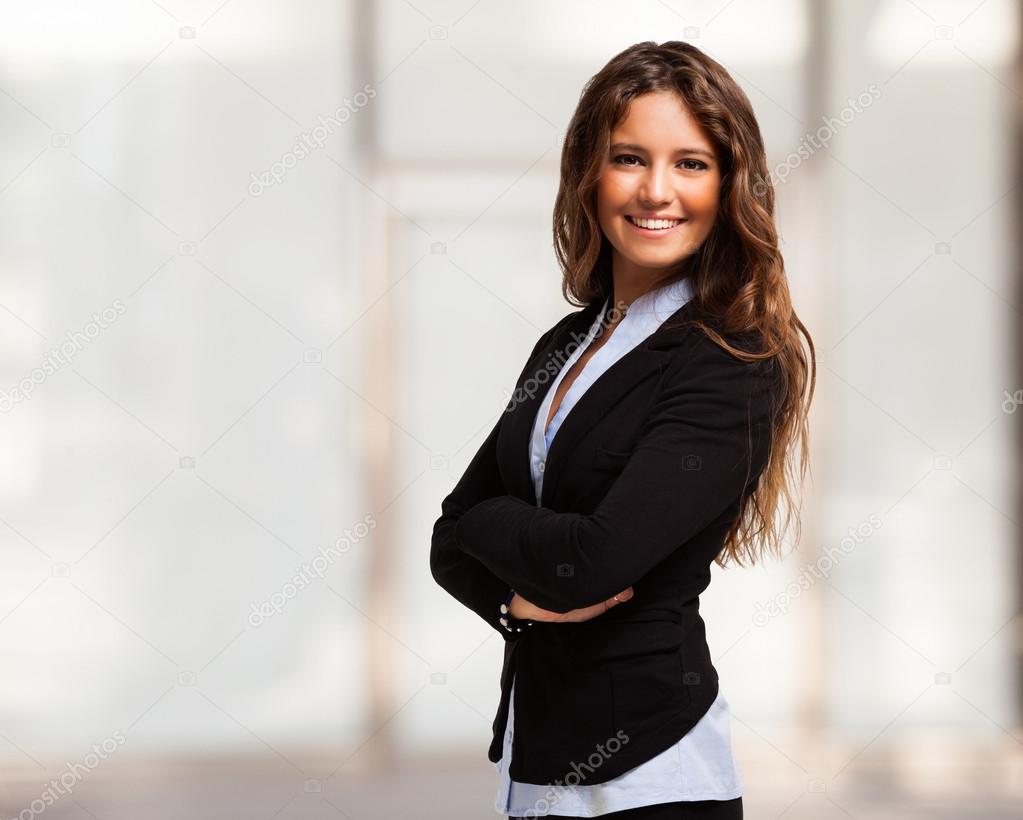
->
xmin=667 ymin=322 xmax=780 ymax=403
xmin=676 ymin=320 xmax=763 ymax=366
xmin=547 ymin=306 xmax=588 ymax=339
xmin=528 ymin=305 xmax=592 ymax=357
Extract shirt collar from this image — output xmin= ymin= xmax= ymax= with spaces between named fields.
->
xmin=605 ymin=276 xmax=694 ymax=329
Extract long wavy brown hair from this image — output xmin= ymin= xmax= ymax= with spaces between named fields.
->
xmin=553 ymin=40 xmax=815 ymax=567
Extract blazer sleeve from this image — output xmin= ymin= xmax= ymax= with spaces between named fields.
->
xmin=429 ymin=315 xmax=573 ymax=639
xmin=453 ymin=336 xmax=780 ymax=613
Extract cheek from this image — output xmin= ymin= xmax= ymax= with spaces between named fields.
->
xmin=689 ymin=181 xmax=721 ymax=218
xmin=601 ymin=170 xmax=636 ymax=203
xmin=596 ymin=176 xmax=627 ymax=221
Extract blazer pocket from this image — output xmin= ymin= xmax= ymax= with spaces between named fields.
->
xmin=593 ymin=446 xmax=632 ymax=472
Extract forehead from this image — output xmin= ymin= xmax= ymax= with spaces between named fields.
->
xmin=611 ymin=92 xmax=713 ymax=149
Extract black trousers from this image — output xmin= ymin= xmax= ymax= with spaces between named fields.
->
xmin=508 ymin=796 xmax=742 ymax=819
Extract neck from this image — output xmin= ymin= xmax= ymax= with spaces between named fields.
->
xmin=611 ymin=272 xmax=688 ymax=313
xmin=609 ymin=251 xmax=691 ymax=311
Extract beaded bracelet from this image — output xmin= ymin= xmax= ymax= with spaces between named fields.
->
xmin=499 ymin=588 xmax=535 ymax=633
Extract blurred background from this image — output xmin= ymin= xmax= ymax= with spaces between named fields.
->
xmin=0 ymin=0 xmax=1020 ymax=818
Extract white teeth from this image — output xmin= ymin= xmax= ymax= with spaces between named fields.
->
xmin=627 ymin=216 xmax=683 ymax=230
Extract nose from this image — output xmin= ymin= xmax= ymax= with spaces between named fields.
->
xmin=638 ymin=161 xmax=671 ymax=205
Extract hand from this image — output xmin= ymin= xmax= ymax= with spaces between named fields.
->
xmin=509 ymin=587 xmax=634 ymax=623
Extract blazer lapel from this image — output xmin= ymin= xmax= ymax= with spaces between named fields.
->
xmin=499 ymin=304 xmax=600 ymax=503
xmin=500 ymin=297 xmax=700 ymax=508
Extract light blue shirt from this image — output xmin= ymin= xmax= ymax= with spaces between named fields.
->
xmin=493 ymin=276 xmax=743 ymax=817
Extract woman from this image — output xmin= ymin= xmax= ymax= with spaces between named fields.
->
xmin=430 ymin=40 xmax=814 ymax=819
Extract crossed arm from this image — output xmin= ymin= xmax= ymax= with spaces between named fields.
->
xmin=453 ymin=339 xmax=779 ymax=614
xmin=429 ymin=316 xmax=573 ymax=640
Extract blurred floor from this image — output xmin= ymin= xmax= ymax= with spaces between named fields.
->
xmin=1 ymin=739 xmax=1021 ymax=820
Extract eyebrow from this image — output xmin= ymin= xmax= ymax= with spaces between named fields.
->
xmin=609 ymin=142 xmax=716 ymax=160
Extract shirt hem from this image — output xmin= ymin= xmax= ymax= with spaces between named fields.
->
xmin=499 ymin=787 xmax=744 ymax=818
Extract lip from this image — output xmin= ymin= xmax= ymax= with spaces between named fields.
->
xmin=625 ymin=215 xmax=687 ymax=237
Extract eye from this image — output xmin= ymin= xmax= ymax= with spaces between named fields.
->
xmin=611 ymin=154 xmax=708 ymax=171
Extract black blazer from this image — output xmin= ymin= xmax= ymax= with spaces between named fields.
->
xmin=430 ymin=296 xmax=780 ymax=786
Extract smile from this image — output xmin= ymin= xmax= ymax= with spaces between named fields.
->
xmin=625 ymin=215 xmax=687 ymax=235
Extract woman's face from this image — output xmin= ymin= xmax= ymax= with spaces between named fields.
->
xmin=596 ymin=91 xmax=722 ymax=282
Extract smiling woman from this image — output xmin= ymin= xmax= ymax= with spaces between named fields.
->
xmin=431 ymin=39 xmax=815 ymax=820
xmin=598 ymin=93 xmax=722 ymax=266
